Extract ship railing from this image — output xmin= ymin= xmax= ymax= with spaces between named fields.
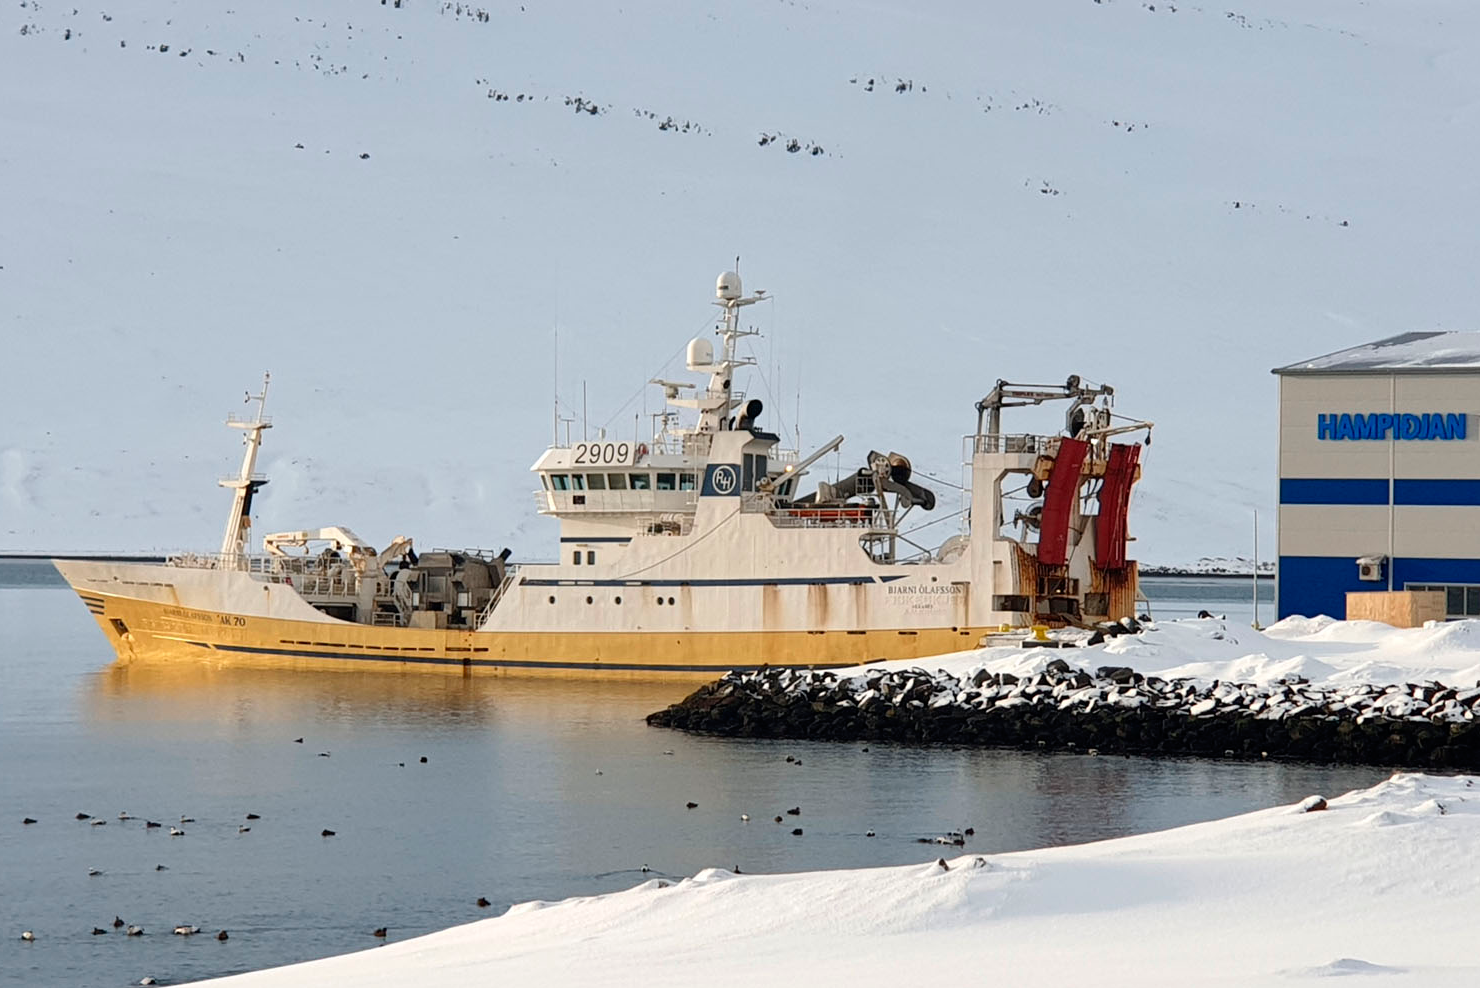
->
xmin=292 ymin=573 xmax=364 ymax=599
xmin=970 ymin=433 xmax=1055 ymax=456
xmin=476 ymin=565 xmax=521 ymax=627
xmin=763 ymin=503 xmax=881 ymax=530
xmin=167 ymin=552 xmax=280 ymax=575
xmin=167 ymin=552 xmax=377 ymax=600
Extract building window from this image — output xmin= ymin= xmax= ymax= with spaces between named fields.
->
xmin=573 ymin=551 xmax=581 ymax=565
xmin=586 ymin=551 xmax=595 ymax=565
xmin=1406 ymin=584 xmax=1480 ymax=619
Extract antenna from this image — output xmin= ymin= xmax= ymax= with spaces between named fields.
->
xmin=1252 ymin=510 xmax=1261 ymax=630
xmin=552 ymin=325 xmax=559 ymax=446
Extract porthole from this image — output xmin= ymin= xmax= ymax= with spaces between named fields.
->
xmin=667 ymin=596 xmax=676 ymax=606
xmin=586 ymin=596 xmax=594 ymax=604
xmin=615 ymin=596 xmax=623 ymax=605
xmin=548 ymin=596 xmax=556 ymax=604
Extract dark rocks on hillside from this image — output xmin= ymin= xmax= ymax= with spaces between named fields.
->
xmin=646 ymin=660 xmax=1480 ymax=770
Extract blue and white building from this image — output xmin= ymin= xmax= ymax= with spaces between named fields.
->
xmin=1274 ymin=332 xmax=1480 ymax=620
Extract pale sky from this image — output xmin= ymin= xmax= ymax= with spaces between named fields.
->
xmin=4 ymin=0 xmax=1479 ymax=562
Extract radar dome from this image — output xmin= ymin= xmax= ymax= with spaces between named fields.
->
xmin=716 ymin=271 xmax=742 ymax=301
xmin=686 ymin=336 xmax=715 ymax=370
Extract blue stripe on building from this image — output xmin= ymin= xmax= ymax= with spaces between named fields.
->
xmin=1392 ymin=479 xmax=1480 ymax=506
xmin=1278 ymin=478 xmax=1388 ymax=505
xmin=1280 ymin=478 xmax=1480 ymax=506
xmin=1278 ymin=555 xmax=1480 ymax=619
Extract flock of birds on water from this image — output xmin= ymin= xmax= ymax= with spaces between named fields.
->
xmin=11 ymin=735 xmax=492 ymax=986
xmin=17 ymin=740 xmax=980 ymax=986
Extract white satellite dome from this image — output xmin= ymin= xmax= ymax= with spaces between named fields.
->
xmin=686 ymin=336 xmax=715 ymax=370
xmin=716 ymin=271 xmax=742 ymax=300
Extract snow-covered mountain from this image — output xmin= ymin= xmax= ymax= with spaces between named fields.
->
xmin=4 ymin=0 xmax=1478 ymax=564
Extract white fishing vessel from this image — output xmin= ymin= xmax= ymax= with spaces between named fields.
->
xmin=56 ymin=271 xmax=1152 ymax=678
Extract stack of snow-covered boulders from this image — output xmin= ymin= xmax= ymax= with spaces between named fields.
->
xmin=648 ymin=654 xmax=1480 ymax=768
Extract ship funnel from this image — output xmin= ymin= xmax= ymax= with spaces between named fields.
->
xmin=716 ymin=271 xmax=742 ymax=301
xmin=687 ymin=336 xmax=715 ymax=369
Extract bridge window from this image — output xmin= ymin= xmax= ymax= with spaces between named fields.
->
xmin=550 ymin=474 xmax=570 ymax=491
xmin=586 ymin=473 xmax=607 ymax=490
xmin=587 ymin=551 xmax=595 ymax=565
xmin=629 ymin=473 xmax=651 ymax=490
xmin=571 ymin=474 xmax=587 ymax=491
xmin=656 ymin=472 xmax=676 ymax=491
xmin=679 ymin=472 xmax=696 ymax=490
xmin=572 ymin=551 xmax=581 ymax=565
xmin=608 ymin=473 xmax=628 ymax=490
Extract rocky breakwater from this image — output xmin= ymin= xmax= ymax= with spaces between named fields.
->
xmin=647 ymin=660 xmax=1480 ymax=768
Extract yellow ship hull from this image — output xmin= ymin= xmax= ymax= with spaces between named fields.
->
xmin=71 ymin=585 xmax=990 ymax=680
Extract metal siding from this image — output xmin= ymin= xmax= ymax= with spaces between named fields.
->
xmin=1278 ymin=375 xmax=1392 ymax=478
xmin=1392 ymin=507 xmax=1480 ymax=560
xmin=1277 ymin=556 xmax=1365 ymax=619
xmin=1392 ymin=557 xmax=1480 ymax=586
xmin=1277 ymin=505 xmax=1390 ymax=558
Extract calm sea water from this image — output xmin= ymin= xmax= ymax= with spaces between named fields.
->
xmin=2 ymin=566 xmax=1372 ymax=988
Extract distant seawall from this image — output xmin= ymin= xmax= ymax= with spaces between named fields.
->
xmin=649 ymin=662 xmax=1480 ymax=769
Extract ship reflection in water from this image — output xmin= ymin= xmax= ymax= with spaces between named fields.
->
xmin=87 ymin=657 xmax=684 ymax=730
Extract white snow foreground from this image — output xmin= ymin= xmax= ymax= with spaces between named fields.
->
xmin=192 ymin=773 xmax=1480 ymax=987
xmin=856 ymin=616 xmax=1480 ymax=692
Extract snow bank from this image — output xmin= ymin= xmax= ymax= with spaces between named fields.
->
xmin=855 ymin=617 xmax=1480 ymax=691
xmin=190 ymin=772 xmax=1480 ymax=987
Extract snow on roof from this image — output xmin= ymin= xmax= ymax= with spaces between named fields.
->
xmin=1273 ymin=331 xmax=1480 ymax=375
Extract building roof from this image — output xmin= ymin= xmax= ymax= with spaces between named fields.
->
xmin=1273 ymin=331 xmax=1480 ymax=375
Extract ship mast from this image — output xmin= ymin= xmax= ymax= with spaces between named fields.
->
xmin=685 ymin=270 xmax=764 ymax=434
xmin=219 ymin=373 xmax=272 ymax=567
